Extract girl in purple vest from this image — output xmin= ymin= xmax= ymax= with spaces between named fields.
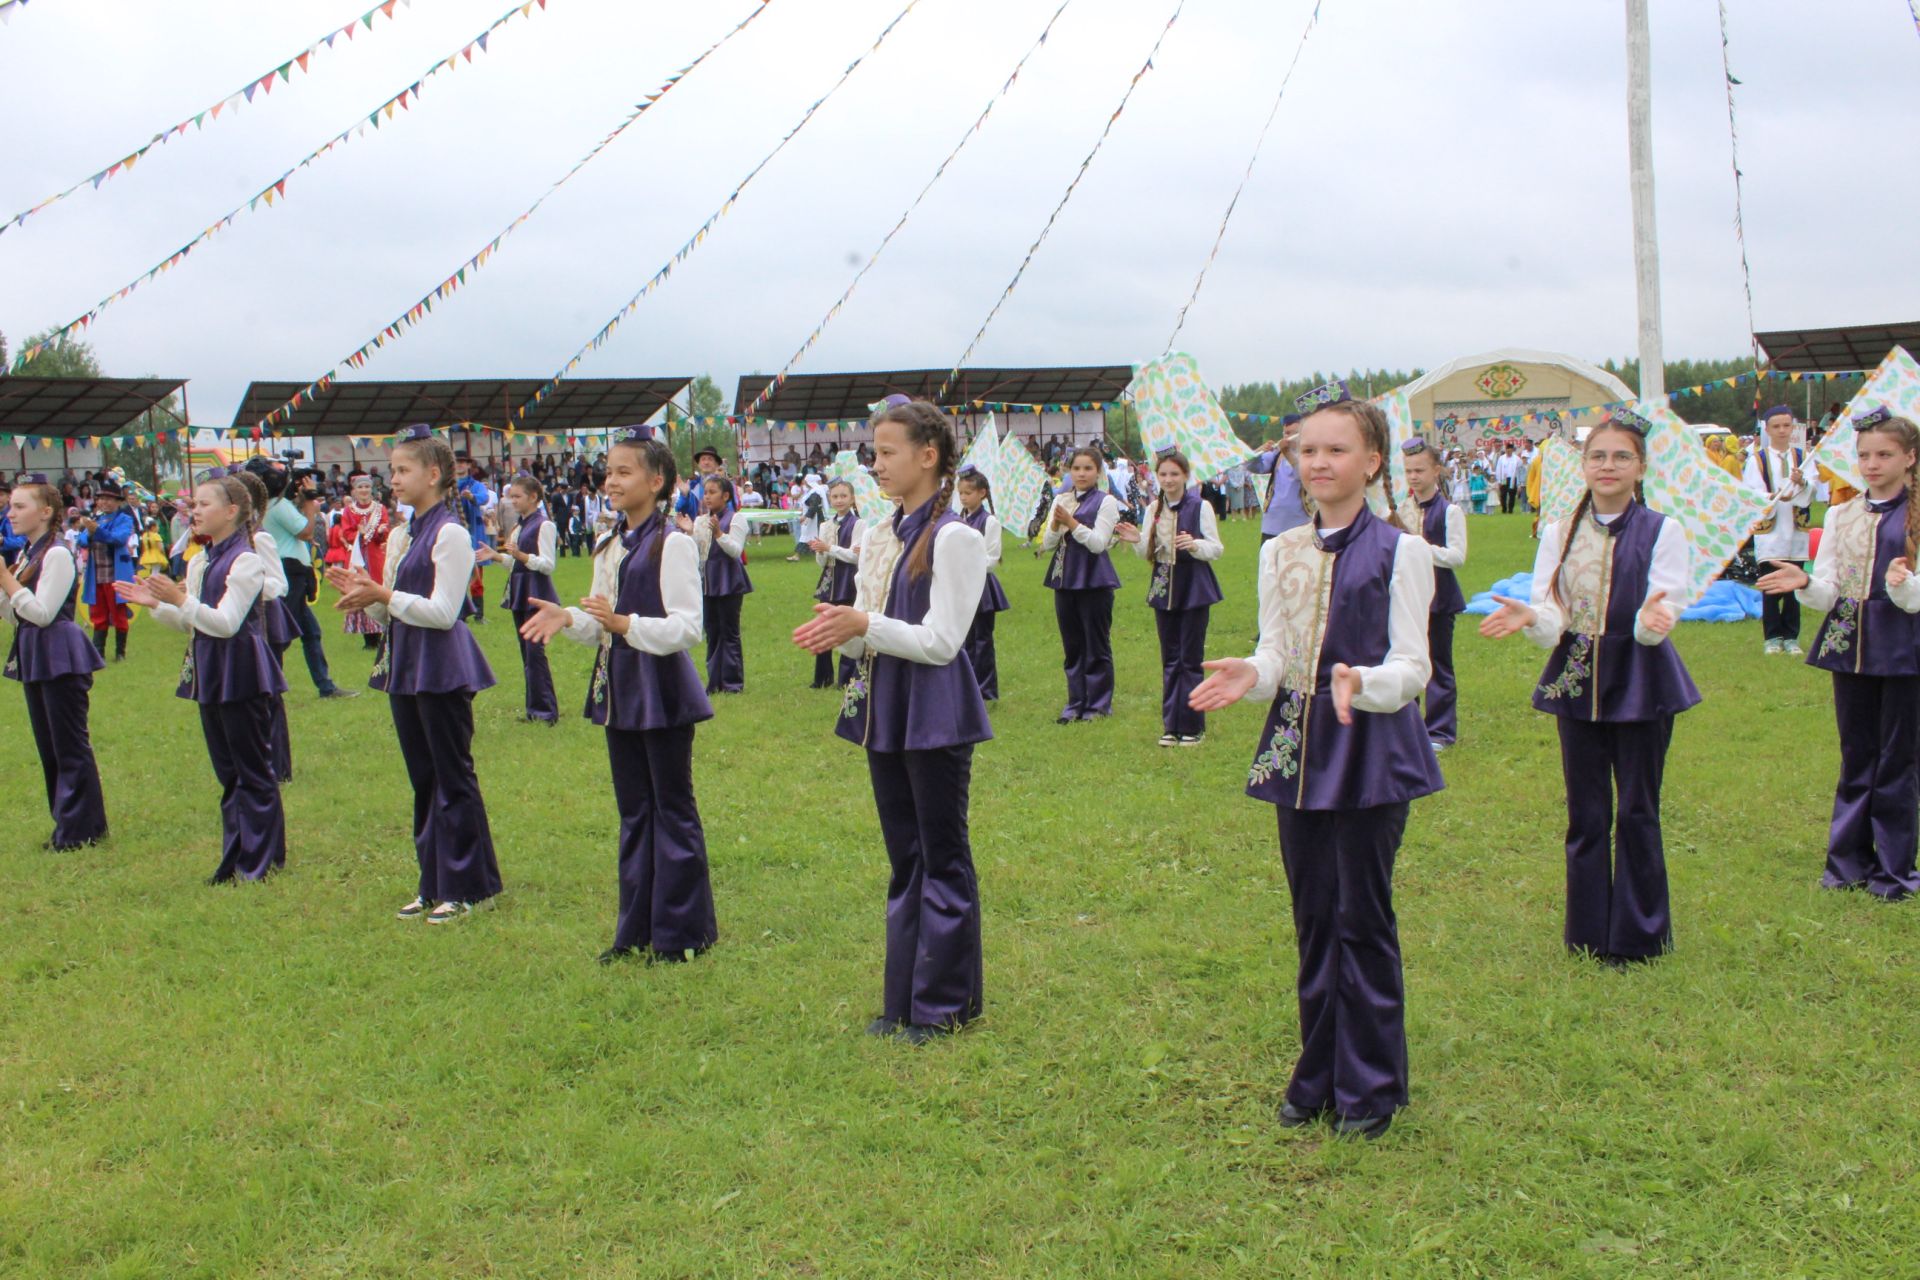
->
xmin=1190 ymin=388 xmax=1441 ymax=1139
xmin=126 ymin=476 xmax=288 ymax=883
xmin=1396 ymin=441 xmax=1468 ymax=749
xmin=231 ymin=467 xmax=295 ymax=784
xmin=1115 ymin=450 xmax=1223 ymax=747
xmin=955 ymin=467 xmax=1007 ymax=701
xmin=686 ymin=476 xmax=751 ymax=695
xmin=522 ymin=428 xmax=719 ymax=963
xmin=1480 ymin=411 xmax=1699 ymax=963
xmin=1757 ymin=409 xmax=1920 ymax=899
xmin=792 ymin=398 xmax=992 ymax=1045
xmin=807 ymin=479 xmax=864 ymax=690
xmin=0 ymin=478 xmax=109 ymax=850
xmin=327 ymin=425 xmax=503 ymax=924
xmin=483 ymin=473 xmax=560 ymax=723
xmin=1042 ymin=446 xmax=1121 ymax=722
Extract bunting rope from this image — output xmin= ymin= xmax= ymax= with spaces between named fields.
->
xmin=742 ymin=0 xmax=1074 ymax=420
xmin=3 ymin=0 xmax=422 ymax=236
xmin=1909 ymin=0 xmax=1920 ymax=38
xmin=10 ymin=0 xmax=555 ymax=373
xmin=938 ymin=0 xmax=1188 ymax=400
xmin=1716 ymin=0 xmax=1760 ymax=371
xmin=247 ymin=0 xmax=779 ymax=436
xmin=508 ymin=0 xmax=926 ymax=426
xmin=1164 ymin=0 xmax=1321 ymax=351
xmin=0 ymin=0 xmax=36 ymax=23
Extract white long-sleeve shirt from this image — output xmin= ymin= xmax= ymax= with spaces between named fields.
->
xmin=151 ymin=548 xmax=267 ymax=638
xmin=1040 ymin=491 xmax=1120 ymax=556
xmin=1524 ymin=511 xmax=1691 ymax=648
xmin=367 ymin=520 xmax=473 ymax=631
xmin=561 ymin=527 xmax=705 ymax=655
xmin=712 ymin=509 xmax=747 ymax=561
xmin=253 ymin=532 xmax=288 ymax=602
xmin=840 ymin=522 xmax=988 ymax=666
xmin=967 ymin=511 xmax=1004 ymax=572
xmin=512 ymin=518 xmax=558 ymax=576
xmin=1427 ymin=503 xmax=1468 ymax=570
xmin=814 ymin=515 xmax=866 ymax=568
xmin=1129 ymin=499 xmax=1223 ymax=563
xmin=2 ymin=544 xmax=77 ymax=628
xmin=1795 ymin=500 xmax=1920 ymax=614
xmin=1741 ymin=445 xmax=1814 ymax=561
xmin=1243 ymin=528 xmax=1434 ymax=712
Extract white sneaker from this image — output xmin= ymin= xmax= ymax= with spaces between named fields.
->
xmin=1158 ymin=733 xmax=1179 ymax=748
xmin=1783 ymin=641 xmax=1804 ymax=656
xmin=426 ymin=901 xmax=471 ymax=925
xmin=396 ymin=897 xmax=433 ymax=920
xmin=1178 ymin=735 xmax=1204 ymax=747
xmin=1763 ymin=638 xmax=1784 ymax=655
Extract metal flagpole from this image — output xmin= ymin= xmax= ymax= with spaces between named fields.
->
xmin=1625 ymin=0 xmax=1665 ymax=401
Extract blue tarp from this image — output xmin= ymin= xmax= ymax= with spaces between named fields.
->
xmin=1462 ymin=572 xmax=1763 ymax=622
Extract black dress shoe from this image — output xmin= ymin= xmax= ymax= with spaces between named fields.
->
xmin=1278 ymin=1101 xmax=1327 ymax=1129
xmin=597 ymin=947 xmax=638 ymax=966
xmin=318 ymin=688 xmax=361 ymax=699
xmin=901 ymin=1022 xmax=958 ymax=1046
xmin=1056 ymin=714 xmax=1076 ymax=725
xmin=865 ymin=1016 xmax=906 ymax=1038
xmin=1333 ymin=1113 xmax=1392 ymax=1141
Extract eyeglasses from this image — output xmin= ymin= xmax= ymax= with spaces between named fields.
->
xmin=1584 ymin=451 xmax=1642 ymax=467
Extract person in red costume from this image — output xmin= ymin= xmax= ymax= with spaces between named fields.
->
xmin=337 ymin=471 xmax=390 ymax=649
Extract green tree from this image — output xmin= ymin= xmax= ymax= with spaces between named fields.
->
xmin=664 ymin=373 xmax=737 ymax=475
xmin=12 ymin=329 xmax=187 ymax=488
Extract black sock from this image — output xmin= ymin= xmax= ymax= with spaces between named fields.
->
xmin=93 ymin=629 xmax=107 ymax=655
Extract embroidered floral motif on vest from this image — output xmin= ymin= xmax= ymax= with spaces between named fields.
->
xmin=1557 ymin=520 xmax=1609 ymax=637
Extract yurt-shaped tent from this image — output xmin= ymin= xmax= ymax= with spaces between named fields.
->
xmin=1396 ymin=349 xmax=1634 ymax=451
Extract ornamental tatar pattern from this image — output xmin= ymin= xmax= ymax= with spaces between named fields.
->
xmin=1536 ymin=633 xmax=1591 ymax=702
xmin=1248 ymin=690 xmax=1305 ymax=784
xmin=1557 ymin=522 xmax=1609 ymax=636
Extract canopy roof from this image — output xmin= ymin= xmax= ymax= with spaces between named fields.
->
xmin=229 ymin=377 xmax=692 ymax=437
xmin=0 ymin=376 xmax=187 ymax=437
xmin=1756 ymin=322 xmax=1920 ymax=372
xmin=1396 ymin=349 xmax=1634 ymax=404
xmin=734 ymin=365 xmax=1132 ymax=420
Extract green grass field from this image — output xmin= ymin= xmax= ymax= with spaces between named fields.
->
xmin=3 ymin=512 xmax=1913 ymax=1278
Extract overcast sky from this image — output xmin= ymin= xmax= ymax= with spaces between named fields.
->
xmin=3 ymin=0 xmax=1915 ymax=430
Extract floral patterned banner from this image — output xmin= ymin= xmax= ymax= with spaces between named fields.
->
xmin=958 ymin=412 xmax=1002 ymax=489
xmin=1536 ymin=435 xmax=1584 ymax=523
xmin=827 ymin=449 xmax=893 ymax=526
xmin=1372 ymin=388 xmax=1418 ymax=515
xmin=995 ymin=422 xmax=1053 ymax=542
xmin=1126 ymin=352 xmax=1256 ymax=482
xmin=1807 ymin=346 xmax=1920 ymax=494
xmin=1636 ymin=401 xmax=1773 ymax=605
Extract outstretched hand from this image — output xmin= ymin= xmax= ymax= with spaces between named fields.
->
xmin=792 ymin=603 xmax=869 ymax=654
xmin=1754 ymin=560 xmax=1811 ymax=596
xmin=579 ymin=595 xmax=628 ymax=637
xmin=1638 ymin=589 xmax=1676 ymax=638
xmin=1889 ymin=557 xmax=1915 ymax=590
xmin=1112 ymin=521 xmax=1140 ymax=545
xmin=1189 ymin=658 xmax=1258 ymax=712
xmin=1477 ymin=594 xmax=1536 ymax=639
xmin=519 ymin=597 xmax=571 ymax=644
xmin=328 ymin=566 xmax=385 ymax=612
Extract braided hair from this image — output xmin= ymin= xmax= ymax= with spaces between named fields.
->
xmin=956 ymin=467 xmax=994 ymax=515
xmin=392 ymin=435 xmax=459 ymax=508
xmin=1546 ymin=417 xmax=1647 ymax=609
xmin=871 ymin=399 xmax=958 ymax=581
xmin=1145 ymin=450 xmax=1192 ymax=562
xmin=11 ymin=483 xmax=65 ymax=586
xmin=1857 ymin=414 xmax=1920 ymax=566
xmin=232 ymin=470 xmax=271 ymax=536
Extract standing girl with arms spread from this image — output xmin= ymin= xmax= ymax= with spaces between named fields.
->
xmin=0 ymin=478 xmax=109 ymax=851
xmin=522 ymin=428 xmax=719 ymax=962
xmin=1396 ymin=440 xmax=1468 ymax=749
xmin=1757 ymin=409 xmax=1920 ymax=899
xmin=1190 ymin=386 xmax=1441 ymax=1139
xmin=1115 ymin=451 xmax=1222 ymax=746
xmin=1041 ymin=446 xmax=1121 ymax=723
xmin=483 ymin=473 xmax=561 ymax=723
xmin=1480 ymin=411 xmax=1699 ymax=961
xmin=793 ymin=399 xmax=991 ymax=1044
xmin=124 ymin=476 xmax=287 ymax=883
xmin=328 ymin=425 xmax=503 ymax=924
xmin=807 ymin=479 xmax=864 ymax=690
xmin=954 ymin=467 xmax=1008 ymax=702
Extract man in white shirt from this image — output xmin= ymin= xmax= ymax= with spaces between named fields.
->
xmin=1494 ymin=445 xmax=1521 ymax=514
xmin=1741 ymin=405 xmax=1814 ymax=655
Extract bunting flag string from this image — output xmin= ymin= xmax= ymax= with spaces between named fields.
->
xmin=9 ymin=0 xmax=555 ymax=374
xmin=742 ymin=0 xmax=1075 ymax=420
xmin=509 ymin=0 xmax=926 ymax=427
xmin=248 ymin=0 xmax=779 ymax=437
xmin=1163 ymin=0 xmax=1321 ymax=351
xmin=939 ymin=0 xmax=1188 ymax=400
xmin=3 ymin=0 xmax=422 ymax=236
xmin=1909 ymin=0 xmax=1920 ymax=39
xmin=1716 ymin=0 xmax=1760 ymax=370
xmin=0 ymin=0 xmax=37 ymax=24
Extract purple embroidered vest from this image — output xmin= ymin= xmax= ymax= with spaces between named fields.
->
xmin=1145 ymin=491 xmax=1223 ymax=613
xmin=960 ymin=506 xmax=1010 ymax=613
xmin=175 ymin=533 xmax=287 ymax=705
xmin=586 ymin=515 xmax=714 ymax=731
xmin=1417 ymin=495 xmax=1466 ymax=614
xmin=1808 ymin=490 xmax=1920 ymax=677
xmin=1531 ymin=502 xmax=1702 ymax=721
xmin=501 ymin=509 xmax=559 ymax=612
xmin=836 ymin=501 xmax=993 ymax=754
xmin=4 ymin=538 xmax=104 ymax=684
xmin=1045 ymin=489 xmax=1121 ymax=592
xmin=814 ymin=513 xmax=860 ymax=606
xmin=702 ymin=507 xmax=752 ymax=598
xmin=370 ymin=504 xmax=496 ymax=697
xmin=1245 ymin=507 xmax=1444 ymax=811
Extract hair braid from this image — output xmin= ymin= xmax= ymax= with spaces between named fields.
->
xmin=1548 ymin=489 xmax=1595 ymax=611
xmin=908 ymin=472 xmax=955 ymax=582
xmin=1906 ymin=454 xmax=1920 ymax=567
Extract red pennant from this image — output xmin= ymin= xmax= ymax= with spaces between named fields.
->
xmin=296 ymin=51 xmax=311 ymax=73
